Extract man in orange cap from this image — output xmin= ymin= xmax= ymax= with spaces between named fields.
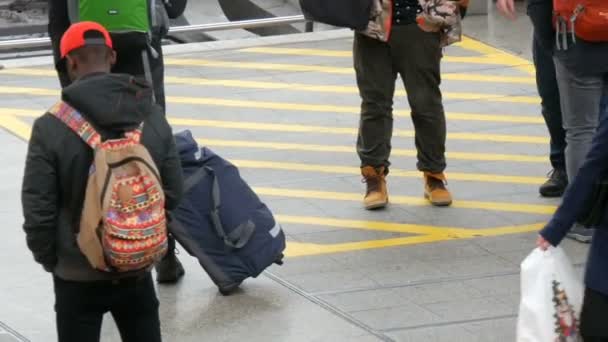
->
xmin=46 ymin=1 xmax=187 ymax=284
xmin=22 ymin=22 xmax=183 ymax=342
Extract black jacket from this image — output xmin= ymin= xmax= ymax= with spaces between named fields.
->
xmin=21 ymin=73 xmax=183 ymax=281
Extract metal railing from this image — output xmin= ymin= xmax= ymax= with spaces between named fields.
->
xmin=0 ymin=15 xmax=310 ymax=51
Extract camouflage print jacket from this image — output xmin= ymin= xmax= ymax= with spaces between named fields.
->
xmin=359 ymin=0 xmax=463 ymax=47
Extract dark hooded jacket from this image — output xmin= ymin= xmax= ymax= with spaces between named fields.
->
xmin=21 ymin=73 xmax=183 ymax=281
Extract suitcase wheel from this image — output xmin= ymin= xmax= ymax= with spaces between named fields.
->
xmin=274 ymin=253 xmax=285 ymax=266
xmin=218 ymin=281 xmax=242 ymax=296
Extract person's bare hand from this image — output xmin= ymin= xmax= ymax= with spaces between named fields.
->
xmin=536 ymin=235 xmax=552 ymax=251
xmin=496 ymin=0 xmax=517 ymax=20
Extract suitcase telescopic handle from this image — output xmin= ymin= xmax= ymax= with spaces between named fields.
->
xmin=184 ymin=166 xmax=255 ymax=249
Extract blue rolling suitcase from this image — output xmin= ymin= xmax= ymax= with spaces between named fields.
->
xmin=170 ymin=130 xmax=286 ymax=295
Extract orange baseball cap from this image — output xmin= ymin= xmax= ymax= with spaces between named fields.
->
xmin=60 ymin=21 xmax=113 ymax=58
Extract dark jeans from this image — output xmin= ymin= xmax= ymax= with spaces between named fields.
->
xmin=532 ymin=34 xmax=567 ymax=171
xmin=354 ymin=24 xmax=446 ymax=173
xmin=51 ymin=36 xmax=167 ymax=112
xmin=581 ymin=287 xmax=608 ymax=341
xmin=54 ymin=273 xmax=161 ymax=342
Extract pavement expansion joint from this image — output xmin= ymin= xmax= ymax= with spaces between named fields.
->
xmin=379 ymin=314 xmax=518 ymax=334
xmin=308 ymin=262 xmax=585 ymax=297
xmin=0 ymin=322 xmax=29 ymax=342
xmin=264 ymin=271 xmax=395 ymax=342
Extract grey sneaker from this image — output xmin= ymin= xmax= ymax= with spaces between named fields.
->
xmin=566 ymin=225 xmax=594 ymax=244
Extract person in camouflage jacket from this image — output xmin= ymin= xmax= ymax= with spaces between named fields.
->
xmin=354 ymin=0 xmax=466 ymax=210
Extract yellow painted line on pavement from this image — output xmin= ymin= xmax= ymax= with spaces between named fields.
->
xmin=1 ymin=67 xmax=535 ymax=85
xmin=457 ymin=38 xmax=536 ymax=76
xmin=236 ymin=36 xmax=537 ymax=77
xmin=254 ymin=187 xmax=556 ymax=215
xmin=0 ymin=108 xmax=549 ymax=144
xmin=441 ymin=73 xmax=534 ymax=84
xmin=446 ymin=131 xmax=547 ymax=144
xmin=285 ymin=236 xmax=449 ymax=258
xmin=0 ymin=86 xmax=543 ymax=125
xmin=198 ymin=138 xmax=546 ymax=163
xmin=0 ymin=84 xmax=540 ymax=108
xmin=188 ymin=99 xmax=546 ymax=123
xmin=0 ymin=86 xmax=56 ymax=96
xmin=165 ymin=57 xmax=353 ymax=73
xmin=277 ymin=215 xmax=472 ymax=235
xmin=468 ymin=223 xmax=547 ymax=237
xmin=232 ymin=159 xmax=546 ymax=185
xmin=281 ymin=215 xmax=545 ymax=257
xmin=1 ymin=109 xmax=549 ymax=145
xmin=164 ymin=58 xmax=538 ymax=86
xmin=0 ymin=115 xmax=32 ymax=140
xmin=0 ymin=111 xmax=553 ymax=216
xmin=0 ymin=106 xmax=547 ymax=257
xmin=457 ymin=37 xmax=510 ymax=55
xmin=173 ymin=117 xmax=547 ymax=144
xmin=0 ymin=69 xmax=540 ymax=105
xmin=241 ymin=47 xmax=522 ymax=66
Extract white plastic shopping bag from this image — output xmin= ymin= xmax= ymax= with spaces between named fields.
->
xmin=517 ymin=246 xmax=584 ymax=342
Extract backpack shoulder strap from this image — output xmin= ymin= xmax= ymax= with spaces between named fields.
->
xmin=124 ymin=124 xmax=144 ymax=144
xmin=48 ymin=101 xmax=101 ymax=149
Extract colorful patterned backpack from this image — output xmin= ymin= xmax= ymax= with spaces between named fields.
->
xmin=49 ymin=101 xmax=168 ymax=272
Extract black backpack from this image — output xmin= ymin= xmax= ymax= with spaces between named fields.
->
xmin=299 ymin=0 xmax=373 ymax=31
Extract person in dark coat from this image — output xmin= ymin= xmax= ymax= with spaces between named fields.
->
xmin=46 ymin=0 xmax=188 ymax=282
xmin=537 ymin=93 xmax=608 ymax=341
xmin=21 ymin=22 xmax=183 ymax=341
xmin=497 ymin=0 xmax=568 ymax=198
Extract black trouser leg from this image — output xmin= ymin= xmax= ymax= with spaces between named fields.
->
xmin=532 ymin=34 xmax=566 ymax=171
xmin=354 ymin=33 xmax=397 ymax=171
xmin=111 ymin=274 xmax=162 ymax=342
xmin=390 ymin=24 xmax=446 ymax=173
xmin=581 ymin=287 xmax=608 ymax=342
xmin=54 ymin=277 xmax=106 ymax=342
xmin=53 ymin=274 xmax=161 ymax=342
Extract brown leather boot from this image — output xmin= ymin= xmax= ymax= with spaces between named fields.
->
xmin=362 ymin=166 xmax=388 ymax=210
xmin=424 ymin=172 xmax=452 ymax=207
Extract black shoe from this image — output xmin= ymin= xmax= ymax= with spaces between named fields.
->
xmin=539 ymin=169 xmax=568 ymax=198
xmin=156 ymin=252 xmax=185 ymax=284
xmin=566 ymin=226 xmax=594 ymax=244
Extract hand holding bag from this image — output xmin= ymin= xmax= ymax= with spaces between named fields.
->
xmin=517 ymin=247 xmax=584 ymax=342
